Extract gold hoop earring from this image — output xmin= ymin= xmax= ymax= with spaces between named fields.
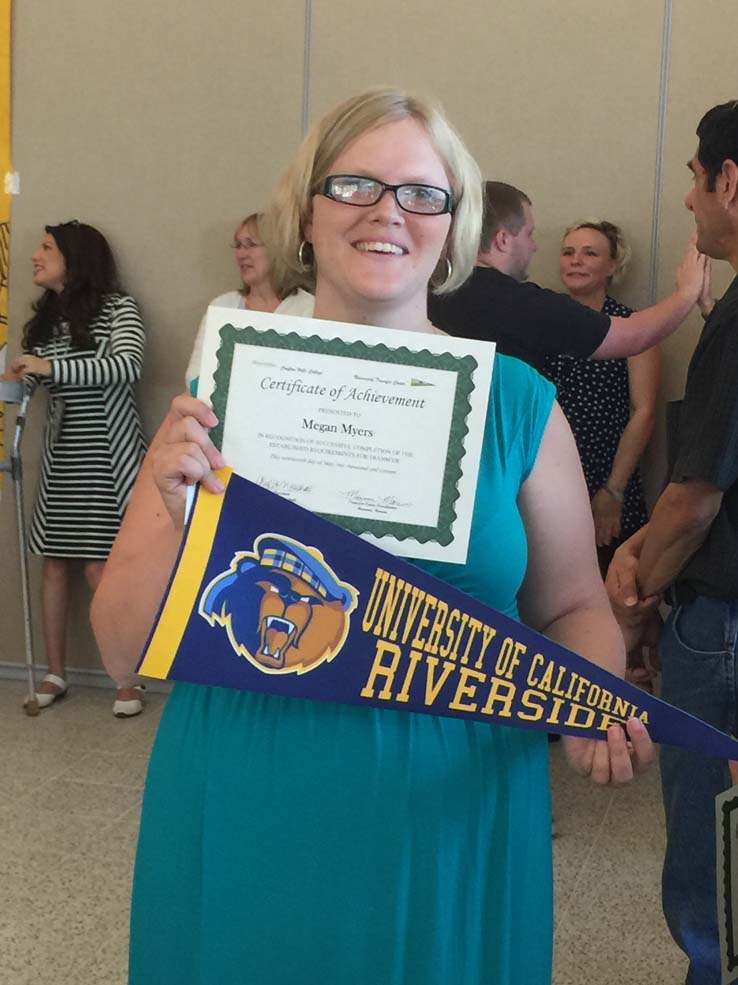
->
xmin=298 ymin=240 xmax=313 ymax=272
xmin=431 ymin=256 xmax=453 ymax=289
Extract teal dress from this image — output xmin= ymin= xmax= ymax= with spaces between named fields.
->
xmin=130 ymin=355 xmax=555 ymax=985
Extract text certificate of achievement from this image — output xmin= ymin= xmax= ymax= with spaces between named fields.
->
xmin=197 ymin=307 xmax=494 ymax=564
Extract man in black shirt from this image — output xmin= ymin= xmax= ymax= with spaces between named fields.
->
xmin=608 ymin=100 xmax=738 ymax=983
xmin=428 ymin=181 xmax=704 ymax=373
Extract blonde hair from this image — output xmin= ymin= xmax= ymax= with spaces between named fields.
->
xmin=563 ymin=219 xmax=631 ymax=284
xmin=263 ymin=87 xmax=482 ymax=296
xmin=237 ymin=212 xmax=261 ymax=234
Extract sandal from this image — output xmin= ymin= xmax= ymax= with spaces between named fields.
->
xmin=25 ymin=673 xmax=68 ymax=709
xmin=113 ymin=685 xmax=144 ymax=719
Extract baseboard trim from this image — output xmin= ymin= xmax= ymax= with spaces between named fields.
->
xmin=0 ymin=662 xmax=172 ymax=694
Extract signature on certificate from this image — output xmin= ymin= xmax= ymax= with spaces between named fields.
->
xmin=344 ymin=490 xmax=411 ymax=513
xmin=257 ymin=477 xmax=314 ymax=499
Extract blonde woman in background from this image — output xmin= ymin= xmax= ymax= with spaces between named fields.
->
xmin=543 ymin=221 xmax=660 ymax=687
xmin=185 ymin=211 xmax=313 ymax=387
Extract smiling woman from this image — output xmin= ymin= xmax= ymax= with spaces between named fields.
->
xmin=4 ymin=221 xmax=147 ymax=717
xmin=91 ymin=87 xmax=654 ymax=985
xmin=184 ymin=211 xmax=314 ymax=387
xmin=264 ymin=88 xmax=480 ymax=321
xmin=543 ymin=220 xmax=659 ymax=685
xmin=304 ymin=116 xmax=454 ymax=323
xmin=31 ymin=232 xmax=67 ymax=292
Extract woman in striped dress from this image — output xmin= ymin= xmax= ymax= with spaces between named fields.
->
xmin=7 ymin=221 xmax=146 ymax=714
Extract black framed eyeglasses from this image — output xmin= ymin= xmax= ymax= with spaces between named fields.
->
xmin=321 ymin=174 xmax=454 ymax=216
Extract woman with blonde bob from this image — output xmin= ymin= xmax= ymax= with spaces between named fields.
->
xmin=263 ymin=91 xmax=479 ymax=299
xmin=185 ymin=210 xmax=314 ymax=388
xmin=92 ymin=88 xmax=652 ymax=985
xmin=544 ymin=219 xmax=659 ymax=687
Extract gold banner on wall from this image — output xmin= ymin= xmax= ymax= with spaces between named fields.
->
xmin=0 ymin=0 xmax=11 ymax=463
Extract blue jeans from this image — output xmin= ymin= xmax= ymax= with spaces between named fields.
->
xmin=660 ymin=595 xmax=738 ymax=985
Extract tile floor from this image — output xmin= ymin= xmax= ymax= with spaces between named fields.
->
xmin=0 ymin=678 xmax=687 ymax=984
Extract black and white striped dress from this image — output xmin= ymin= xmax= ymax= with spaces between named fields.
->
xmin=27 ymin=293 xmax=146 ymax=559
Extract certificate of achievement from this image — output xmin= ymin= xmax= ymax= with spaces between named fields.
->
xmin=197 ymin=307 xmax=494 ymax=563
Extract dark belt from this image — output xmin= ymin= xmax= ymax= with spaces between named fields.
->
xmin=664 ymin=582 xmax=697 ymax=606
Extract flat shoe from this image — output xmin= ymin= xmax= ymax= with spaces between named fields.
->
xmin=25 ymin=673 xmax=68 ymax=709
xmin=113 ymin=686 xmax=144 ymax=719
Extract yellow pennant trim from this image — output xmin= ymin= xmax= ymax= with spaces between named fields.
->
xmin=138 ymin=467 xmax=232 ymax=678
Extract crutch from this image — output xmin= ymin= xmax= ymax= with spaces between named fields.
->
xmin=0 ymin=379 xmax=39 ymax=715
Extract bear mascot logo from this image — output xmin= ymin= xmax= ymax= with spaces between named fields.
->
xmin=198 ymin=534 xmax=357 ymax=675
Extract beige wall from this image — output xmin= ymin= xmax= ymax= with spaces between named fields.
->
xmin=1 ymin=1 xmax=737 ymax=676
xmin=2 ymin=0 xmax=307 ymax=674
xmin=657 ymin=2 xmax=738 ymax=384
xmin=311 ymin=0 xmax=666 ymax=310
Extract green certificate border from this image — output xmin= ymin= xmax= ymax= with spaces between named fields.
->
xmin=210 ymin=324 xmax=478 ymax=547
